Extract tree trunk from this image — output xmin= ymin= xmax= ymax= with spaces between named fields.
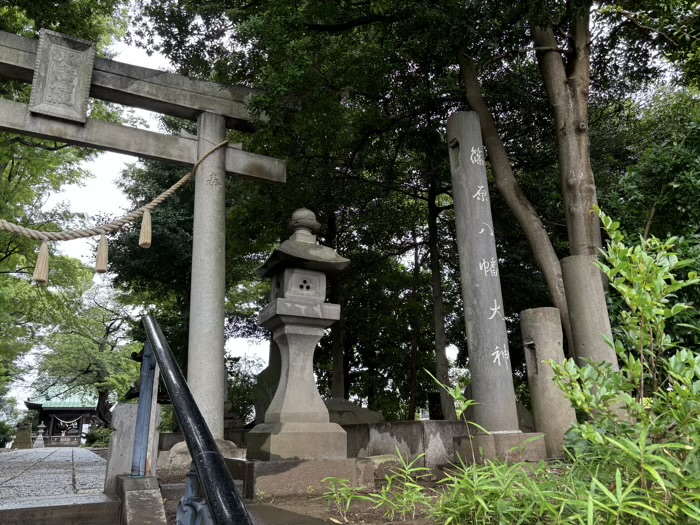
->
xmin=407 ymin=227 xmax=420 ymax=421
xmin=326 ymin=208 xmax=347 ymax=399
xmin=457 ymin=52 xmax=574 ymax=350
xmin=532 ymin=7 xmax=602 ymax=257
xmin=330 ymin=311 xmax=346 ymax=399
xmin=428 ymin=179 xmax=457 ymax=420
xmin=532 ymin=7 xmax=617 ymax=366
xmin=96 ymin=388 xmax=112 ymax=427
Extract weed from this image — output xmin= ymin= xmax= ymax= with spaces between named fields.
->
xmin=321 ymin=476 xmax=364 ymax=522
xmin=365 ymin=447 xmax=430 ymax=521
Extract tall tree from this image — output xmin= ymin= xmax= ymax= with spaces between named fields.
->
xmin=123 ymin=0 xmax=691 ymax=417
xmin=31 ymin=284 xmax=140 ymax=426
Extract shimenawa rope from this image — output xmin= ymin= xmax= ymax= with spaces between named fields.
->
xmin=0 ymin=140 xmax=229 ymax=283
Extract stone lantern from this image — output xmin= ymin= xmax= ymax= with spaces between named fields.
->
xmin=33 ymin=422 xmax=46 ymax=448
xmin=247 ymin=209 xmax=350 ymax=461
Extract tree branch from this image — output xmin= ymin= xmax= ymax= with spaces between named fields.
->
xmin=619 ymin=10 xmax=680 ymax=47
xmin=7 ymin=137 xmax=70 ymax=151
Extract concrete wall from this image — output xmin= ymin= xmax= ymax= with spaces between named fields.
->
xmin=158 ymin=433 xmax=183 ymax=452
xmin=343 ymin=420 xmax=467 ymax=471
xmin=226 ymin=457 xmax=374 ymax=499
xmin=164 ymin=421 xmax=469 ymax=471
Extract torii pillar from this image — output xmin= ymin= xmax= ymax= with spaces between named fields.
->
xmin=187 ymin=112 xmax=228 ymax=440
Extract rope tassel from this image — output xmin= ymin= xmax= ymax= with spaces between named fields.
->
xmin=96 ymin=234 xmax=108 ymax=273
xmin=33 ymin=241 xmax=49 ymax=285
xmin=139 ymin=209 xmax=152 ymax=248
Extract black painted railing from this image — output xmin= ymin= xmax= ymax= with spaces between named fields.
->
xmin=132 ymin=315 xmax=253 ymax=525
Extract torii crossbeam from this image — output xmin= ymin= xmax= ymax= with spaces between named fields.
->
xmin=0 ymin=29 xmax=286 ymax=441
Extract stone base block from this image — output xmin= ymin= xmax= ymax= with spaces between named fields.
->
xmin=225 ymin=457 xmax=373 ymax=499
xmin=454 ymin=432 xmax=546 ymax=464
xmin=166 ymin=439 xmax=243 ymax=469
xmin=246 ymin=422 xmax=347 ymax=461
xmin=116 ymin=475 xmax=167 ymax=525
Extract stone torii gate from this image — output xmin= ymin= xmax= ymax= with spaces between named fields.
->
xmin=0 ymin=29 xmax=286 ymax=442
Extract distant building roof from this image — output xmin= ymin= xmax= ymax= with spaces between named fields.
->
xmin=25 ymin=388 xmax=97 ymax=410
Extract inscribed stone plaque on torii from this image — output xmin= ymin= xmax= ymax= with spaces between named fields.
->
xmin=0 ymin=28 xmax=287 ymax=441
xmin=29 ymin=30 xmax=95 ymax=122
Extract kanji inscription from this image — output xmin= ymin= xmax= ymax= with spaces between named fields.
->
xmin=29 ymin=29 xmax=95 ymax=123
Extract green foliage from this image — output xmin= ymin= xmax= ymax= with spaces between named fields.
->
xmin=158 ymin=405 xmax=178 ymax=433
xmin=18 ymin=410 xmax=38 ymax=431
xmin=601 ymin=1 xmax=700 ymax=85
xmin=433 ymin=460 xmax=567 ymax=525
xmin=605 ymin=88 xmax=700 ymax=239
xmin=547 ymin=211 xmax=700 ymax=524
xmin=0 ymin=131 xmax=98 ymax=394
xmin=85 ymin=426 xmax=113 ymax=447
xmin=29 ymin=284 xmax=141 ymax=426
xmin=0 ymin=419 xmax=14 ymax=448
xmin=225 ymin=355 xmax=263 ymax=426
xmin=364 ymin=448 xmax=430 ymax=522
xmin=0 ymin=0 xmax=127 ymax=46
xmin=426 ymin=368 xmax=481 ymax=432
xmin=322 ymin=448 xmax=431 ymax=523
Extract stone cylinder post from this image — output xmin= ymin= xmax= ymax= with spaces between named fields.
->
xmin=561 ymin=255 xmax=618 ymax=369
xmin=446 ymin=111 xmax=519 ymax=432
xmin=521 ymin=307 xmax=576 ymax=458
xmin=187 ymin=111 xmax=227 ymax=439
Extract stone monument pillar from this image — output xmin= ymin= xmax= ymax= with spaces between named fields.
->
xmin=12 ymin=420 xmax=32 ymax=449
xmin=247 ymin=209 xmax=350 ymax=461
xmin=447 ymin=111 xmax=545 ymax=463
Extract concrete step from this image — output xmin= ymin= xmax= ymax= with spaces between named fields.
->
xmin=159 ymin=486 xmax=325 ymax=525
xmin=0 ymin=493 xmax=120 ymax=525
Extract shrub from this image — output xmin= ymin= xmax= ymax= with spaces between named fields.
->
xmin=85 ymin=426 xmax=113 ymax=447
xmin=432 ymin=211 xmax=700 ymax=525
xmin=0 ymin=420 xmax=14 ymax=448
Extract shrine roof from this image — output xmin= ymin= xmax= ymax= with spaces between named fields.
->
xmin=25 ymin=389 xmax=98 ymax=410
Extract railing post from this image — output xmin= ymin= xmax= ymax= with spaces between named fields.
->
xmin=142 ymin=315 xmax=253 ymax=525
xmin=131 ymin=340 xmax=156 ymax=477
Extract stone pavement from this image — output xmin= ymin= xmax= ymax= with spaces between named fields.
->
xmin=0 ymin=448 xmax=106 ymax=502
xmin=0 ymin=448 xmax=327 ymax=524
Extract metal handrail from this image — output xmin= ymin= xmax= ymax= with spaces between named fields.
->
xmin=141 ymin=315 xmax=253 ymax=525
